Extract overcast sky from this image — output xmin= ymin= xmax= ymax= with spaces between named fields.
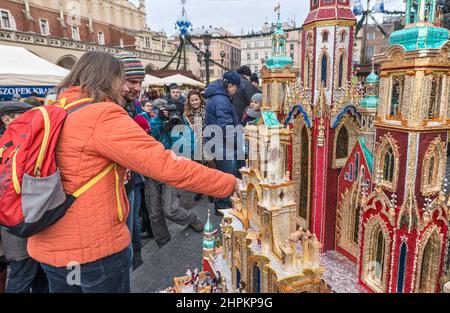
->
xmin=129 ymin=0 xmax=404 ymax=35
xmin=131 ymin=0 xmax=310 ymax=35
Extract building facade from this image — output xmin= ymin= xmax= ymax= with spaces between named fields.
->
xmin=184 ymin=26 xmax=241 ymax=83
xmin=240 ymin=21 xmax=301 ymax=77
xmin=0 ymin=0 xmax=176 ymax=71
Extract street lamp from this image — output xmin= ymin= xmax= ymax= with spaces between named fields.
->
xmin=203 ymin=29 xmax=212 ymax=85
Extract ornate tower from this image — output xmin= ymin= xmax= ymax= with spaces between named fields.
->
xmin=359 ymin=61 xmax=380 ymax=152
xmin=261 ymin=5 xmax=298 ymax=115
xmin=287 ymin=0 xmax=357 ymax=252
xmin=301 ymin=0 xmax=356 ymax=105
xmin=202 ymin=209 xmax=217 ymax=259
xmin=359 ymin=0 xmax=450 ymax=293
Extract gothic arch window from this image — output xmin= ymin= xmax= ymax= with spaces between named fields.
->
xmin=340 ymin=30 xmax=347 ymax=43
xmin=428 ymin=74 xmax=443 ymax=120
xmin=293 ymin=119 xmax=311 ymax=228
xmin=397 ymin=242 xmax=408 ymax=293
xmin=362 ymin=217 xmax=390 ymax=292
xmin=252 ymin=263 xmax=261 ymax=293
xmin=336 ymin=126 xmax=349 ymax=159
xmin=338 ymin=54 xmax=345 ymax=88
xmin=389 ymin=75 xmax=405 ymax=119
xmin=421 ymin=138 xmax=446 ymax=195
xmin=383 ymin=147 xmax=395 ymax=183
xmin=374 ymin=228 xmax=385 ymax=282
xmin=417 ymin=230 xmax=442 ymax=293
xmin=334 ymin=118 xmax=358 ymax=168
xmin=321 ymin=53 xmax=329 ymax=88
xmin=376 ymin=134 xmax=399 ymax=191
xmin=337 ymin=172 xmax=364 ymax=257
xmin=304 ymin=54 xmax=312 ymax=88
xmin=353 ymin=201 xmax=361 ymax=244
xmin=322 ymin=31 xmax=329 ymax=43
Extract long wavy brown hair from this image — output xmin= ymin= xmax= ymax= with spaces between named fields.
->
xmin=57 ymin=51 xmax=124 ymax=104
xmin=184 ymin=89 xmax=205 ymax=124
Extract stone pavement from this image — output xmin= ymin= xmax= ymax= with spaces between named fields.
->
xmin=131 ymin=191 xmax=222 ymax=293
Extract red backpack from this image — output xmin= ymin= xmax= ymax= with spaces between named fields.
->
xmin=0 ymin=98 xmax=114 ymax=238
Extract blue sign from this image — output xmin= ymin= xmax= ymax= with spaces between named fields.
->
xmin=0 ymin=86 xmax=53 ymax=100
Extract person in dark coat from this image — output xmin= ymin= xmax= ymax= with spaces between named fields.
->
xmin=232 ymin=65 xmax=258 ymax=121
xmin=205 ymin=71 xmax=244 ymax=214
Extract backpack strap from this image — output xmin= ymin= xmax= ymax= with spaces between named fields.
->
xmin=72 ymin=163 xmax=123 ymax=222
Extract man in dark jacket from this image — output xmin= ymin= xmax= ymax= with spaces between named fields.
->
xmin=205 ymin=71 xmax=244 ymax=214
xmin=232 ymin=65 xmax=258 ymax=121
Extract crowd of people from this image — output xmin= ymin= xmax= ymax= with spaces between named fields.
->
xmin=0 ymin=50 xmax=262 ymax=293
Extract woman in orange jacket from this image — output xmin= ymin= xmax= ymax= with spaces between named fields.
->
xmin=27 ymin=51 xmax=239 ymax=293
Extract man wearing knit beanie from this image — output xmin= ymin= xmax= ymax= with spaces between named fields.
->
xmin=114 ymin=52 xmax=147 ymax=271
xmin=114 ymin=52 xmax=146 ymax=118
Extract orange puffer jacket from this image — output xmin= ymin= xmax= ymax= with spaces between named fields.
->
xmin=27 ymin=87 xmax=236 ymax=267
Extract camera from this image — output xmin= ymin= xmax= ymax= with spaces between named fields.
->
xmin=160 ymin=104 xmax=182 ymax=129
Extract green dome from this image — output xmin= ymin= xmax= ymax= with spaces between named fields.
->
xmin=365 ymin=72 xmax=380 ymax=84
xmin=203 ymin=239 xmax=216 ymax=249
xmin=390 ymin=26 xmax=449 ymax=52
xmin=360 ymin=96 xmax=379 ymax=109
xmin=203 ymin=219 xmax=214 ymax=233
xmin=266 ymin=56 xmax=293 ymax=69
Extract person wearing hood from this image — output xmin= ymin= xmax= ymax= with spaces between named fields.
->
xmin=232 ymin=66 xmax=258 ymax=122
xmin=204 ymin=71 xmax=244 ymax=214
xmin=242 ymin=93 xmax=262 ymax=125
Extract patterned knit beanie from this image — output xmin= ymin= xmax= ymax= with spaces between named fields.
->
xmin=114 ymin=52 xmax=145 ymax=80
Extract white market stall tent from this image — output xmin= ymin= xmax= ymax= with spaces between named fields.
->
xmin=0 ymin=45 xmax=69 ymax=86
xmin=142 ymin=74 xmax=165 ymax=88
xmin=160 ymin=74 xmax=206 ymax=88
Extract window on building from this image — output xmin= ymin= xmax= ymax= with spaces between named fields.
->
xmin=336 ymin=126 xmax=349 ymax=160
xmin=321 ymin=54 xmax=328 ymax=88
xmin=397 ymin=242 xmax=408 ymax=293
xmin=367 ymin=32 xmax=376 ymax=40
xmin=254 ymin=66 xmax=259 ymax=74
xmin=40 ymin=19 xmax=50 ymax=36
xmin=304 ymin=54 xmax=311 ymax=88
xmin=338 ymin=54 xmax=345 ymax=88
xmin=290 ymin=43 xmax=294 ymax=51
xmin=418 ymin=232 xmax=441 ymax=292
xmin=353 ymin=205 xmax=361 ymax=244
xmin=98 ymin=32 xmax=105 ymax=45
xmin=1 ymin=10 xmax=11 ymax=29
xmin=390 ymin=75 xmax=404 ymax=118
xmin=366 ymin=45 xmax=375 ymax=59
xmin=428 ymin=75 xmax=443 ymax=119
xmin=383 ymin=147 xmax=395 ymax=183
xmin=145 ymin=37 xmax=151 ymax=48
xmin=374 ymin=228 xmax=386 ymax=283
xmin=322 ymin=31 xmax=329 ymax=43
xmin=71 ymin=25 xmax=80 ymax=41
xmin=290 ymin=52 xmax=294 ymax=59
xmin=255 ymin=53 xmax=259 ymax=60
xmin=265 ymin=52 xmax=269 ymax=60
xmin=246 ymin=42 xmax=250 ymax=49
xmin=299 ymin=126 xmax=310 ymax=220
xmin=341 ymin=30 xmax=347 ymax=42
xmin=247 ymin=53 xmax=251 ymax=60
